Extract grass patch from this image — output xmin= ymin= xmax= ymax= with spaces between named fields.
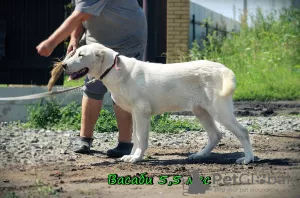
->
xmin=29 ymin=179 xmax=58 ymax=197
xmin=3 ymin=179 xmax=58 ymax=198
xmin=22 ymin=99 xmax=201 ymax=133
xmin=185 ymin=8 xmax=300 ymax=101
xmin=3 ymin=192 xmax=20 ymax=198
xmin=63 ymin=76 xmax=84 ymax=87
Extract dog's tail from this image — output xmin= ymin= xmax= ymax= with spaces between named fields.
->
xmin=219 ymin=68 xmax=236 ymax=97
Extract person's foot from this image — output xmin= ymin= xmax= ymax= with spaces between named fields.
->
xmin=72 ymin=136 xmax=93 ymax=154
xmin=107 ymin=142 xmax=133 ymax=158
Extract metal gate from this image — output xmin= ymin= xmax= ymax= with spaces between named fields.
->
xmin=0 ymin=0 xmax=69 ymax=85
xmin=143 ymin=0 xmax=166 ymax=63
xmin=0 ymin=0 xmax=166 ymax=85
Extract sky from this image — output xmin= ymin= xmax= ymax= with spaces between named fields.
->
xmin=190 ymin=0 xmax=292 ymax=23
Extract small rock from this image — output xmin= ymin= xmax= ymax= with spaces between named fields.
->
xmin=55 ymin=187 xmax=63 ymax=193
xmin=30 ymin=138 xmax=39 ymax=143
xmin=50 ymin=172 xmax=63 ymax=177
xmin=60 ymin=149 xmax=68 ymax=154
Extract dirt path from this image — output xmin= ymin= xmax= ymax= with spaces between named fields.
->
xmin=1 ymin=130 xmax=300 ymax=198
xmin=1 ymin=101 xmax=299 ymax=197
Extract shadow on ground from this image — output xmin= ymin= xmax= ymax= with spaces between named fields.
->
xmin=86 ymin=152 xmax=297 ymax=167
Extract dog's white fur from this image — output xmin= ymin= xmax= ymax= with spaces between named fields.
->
xmin=63 ymin=43 xmax=254 ymax=164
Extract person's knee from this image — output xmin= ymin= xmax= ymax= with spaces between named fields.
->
xmin=83 ymin=76 xmax=108 ymax=100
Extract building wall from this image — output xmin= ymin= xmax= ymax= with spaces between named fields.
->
xmin=166 ymin=0 xmax=190 ymax=63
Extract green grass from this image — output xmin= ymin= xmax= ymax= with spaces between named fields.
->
xmin=63 ymin=76 xmax=84 ymax=87
xmin=3 ymin=179 xmax=58 ymax=198
xmin=186 ymin=8 xmax=300 ymax=101
xmin=22 ymin=99 xmax=202 ymax=133
xmin=3 ymin=192 xmax=20 ymax=198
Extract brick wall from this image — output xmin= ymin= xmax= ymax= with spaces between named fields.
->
xmin=167 ymin=0 xmax=190 ymax=63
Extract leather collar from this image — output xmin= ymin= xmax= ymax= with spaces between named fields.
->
xmin=99 ymin=54 xmax=120 ymax=80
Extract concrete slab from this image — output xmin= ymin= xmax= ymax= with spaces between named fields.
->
xmin=0 ymin=87 xmax=113 ymax=122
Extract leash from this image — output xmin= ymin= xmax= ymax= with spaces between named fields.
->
xmin=0 ymin=54 xmax=120 ymax=101
xmin=0 ymin=79 xmax=97 ymax=101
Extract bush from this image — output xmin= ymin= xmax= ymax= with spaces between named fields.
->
xmin=24 ymin=99 xmax=201 ymax=133
xmin=187 ymin=8 xmax=300 ymax=101
xmin=26 ymin=100 xmax=61 ymax=128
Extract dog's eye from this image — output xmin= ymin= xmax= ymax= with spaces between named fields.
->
xmin=78 ymin=52 xmax=84 ymax=57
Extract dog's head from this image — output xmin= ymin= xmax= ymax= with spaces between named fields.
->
xmin=62 ymin=43 xmax=118 ymax=81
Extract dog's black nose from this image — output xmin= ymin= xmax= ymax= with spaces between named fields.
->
xmin=62 ymin=64 xmax=67 ymax=70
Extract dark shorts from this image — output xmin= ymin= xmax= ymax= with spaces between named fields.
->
xmin=82 ymin=50 xmax=144 ymax=100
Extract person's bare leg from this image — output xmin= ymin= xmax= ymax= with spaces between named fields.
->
xmin=80 ymin=95 xmax=103 ymax=138
xmin=106 ymin=104 xmax=133 ymax=157
xmin=73 ymin=95 xmax=102 ymax=153
xmin=113 ymin=104 xmax=132 ymax=143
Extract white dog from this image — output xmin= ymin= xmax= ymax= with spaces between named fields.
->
xmin=63 ymin=43 xmax=254 ymax=164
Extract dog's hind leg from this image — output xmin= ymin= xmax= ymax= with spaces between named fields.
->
xmin=188 ymin=106 xmax=222 ymax=160
xmin=214 ymin=98 xmax=254 ymax=164
xmin=120 ymin=110 xmax=150 ymax=163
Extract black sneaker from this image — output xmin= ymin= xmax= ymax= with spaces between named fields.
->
xmin=72 ymin=136 xmax=93 ymax=154
xmin=106 ymin=142 xmax=133 ymax=158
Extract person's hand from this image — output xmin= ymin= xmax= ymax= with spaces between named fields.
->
xmin=36 ymin=39 xmax=56 ymax=57
xmin=67 ymin=38 xmax=78 ymax=54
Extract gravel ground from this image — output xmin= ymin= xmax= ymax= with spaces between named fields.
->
xmin=0 ymin=115 xmax=299 ymax=169
xmin=0 ymin=101 xmax=299 ymax=198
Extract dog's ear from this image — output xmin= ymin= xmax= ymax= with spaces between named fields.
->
xmin=94 ymin=49 xmax=105 ymax=59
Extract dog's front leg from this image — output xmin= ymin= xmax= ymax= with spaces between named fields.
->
xmin=130 ymin=115 xmax=138 ymax=155
xmin=120 ymin=111 xmax=150 ymax=163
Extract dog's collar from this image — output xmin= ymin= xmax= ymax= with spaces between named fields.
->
xmin=99 ymin=54 xmax=120 ymax=80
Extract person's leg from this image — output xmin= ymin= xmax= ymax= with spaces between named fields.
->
xmin=114 ymin=103 xmax=132 ymax=143
xmin=106 ymin=101 xmax=134 ymax=157
xmin=72 ymin=77 xmax=106 ymax=153
xmin=106 ymin=51 xmax=145 ymax=157
xmin=73 ymin=76 xmax=133 ymax=156
xmin=80 ymin=96 xmax=103 ymax=138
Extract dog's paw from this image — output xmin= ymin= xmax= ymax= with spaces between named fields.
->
xmin=236 ymin=157 xmax=254 ymax=164
xmin=120 ymin=155 xmax=142 ymax=163
xmin=130 ymin=147 xmax=137 ymax=155
xmin=188 ymin=153 xmax=208 ymax=160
